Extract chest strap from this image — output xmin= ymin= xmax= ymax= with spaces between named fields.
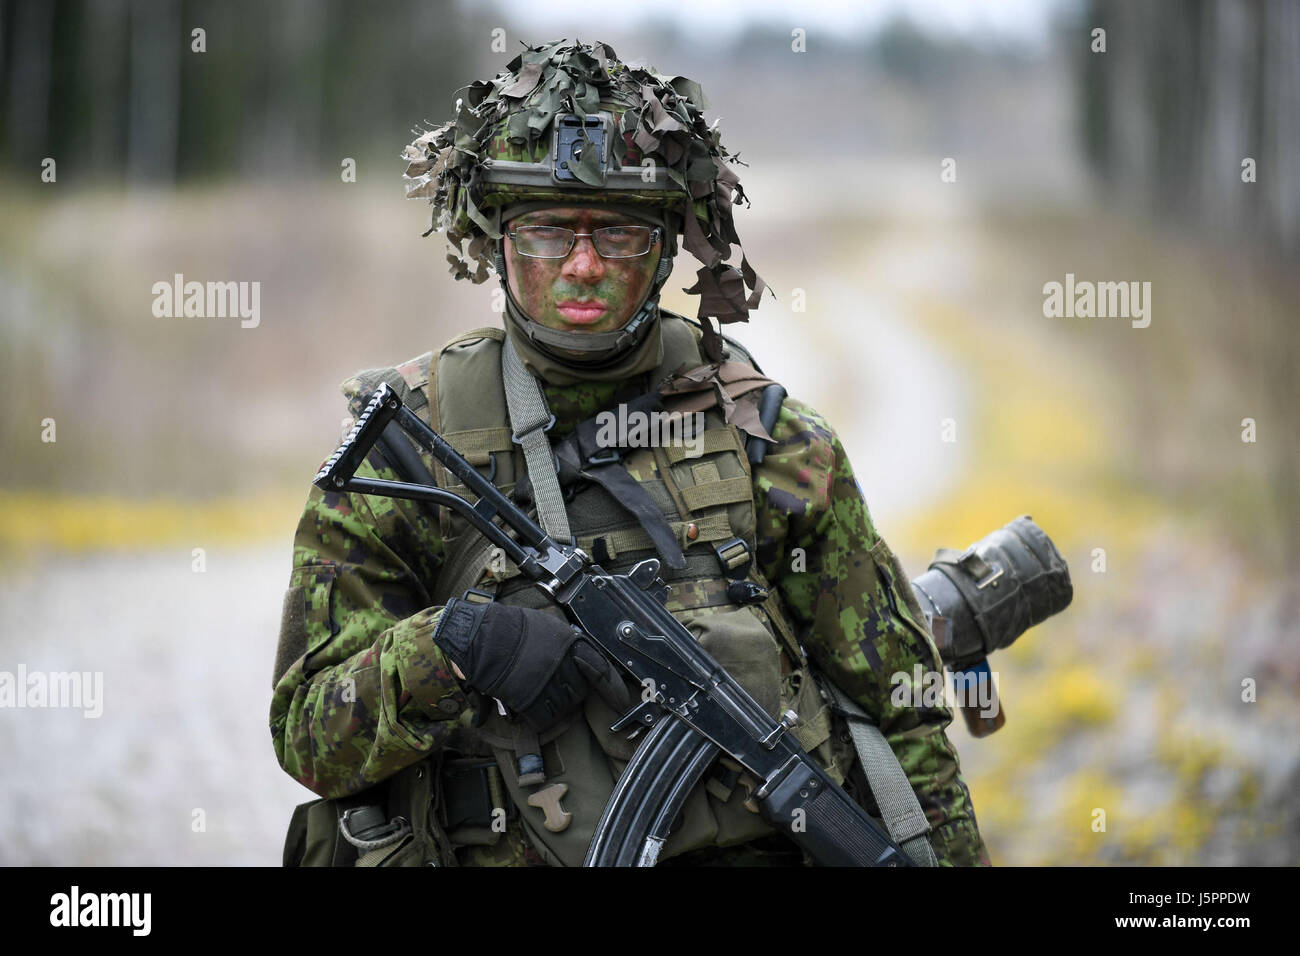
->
xmin=553 ymin=394 xmax=687 ymax=570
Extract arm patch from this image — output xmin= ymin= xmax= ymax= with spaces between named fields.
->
xmin=273 ymin=585 xmax=308 ymax=689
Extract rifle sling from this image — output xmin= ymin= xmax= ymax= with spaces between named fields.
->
xmin=817 ymin=676 xmax=938 ymax=867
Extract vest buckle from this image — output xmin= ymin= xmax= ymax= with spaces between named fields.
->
xmin=714 ymin=538 xmax=769 ymax=606
xmin=511 ymin=412 xmax=556 ymax=445
xmin=727 ymin=580 xmax=769 ymax=606
xmin=713 ymin=537 xmax=753 ymax=579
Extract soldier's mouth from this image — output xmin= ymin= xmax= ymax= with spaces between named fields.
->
xmin=555 ymin=300 xmax=608 ymax=324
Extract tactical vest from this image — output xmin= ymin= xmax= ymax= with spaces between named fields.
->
xmin=284 ymin=314 xmax=861 ymax=867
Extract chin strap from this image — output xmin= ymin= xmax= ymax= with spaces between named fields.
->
xmin=494 ymin=245 xmax=673 ymax=366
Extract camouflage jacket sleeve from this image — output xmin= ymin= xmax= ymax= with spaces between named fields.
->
xmin=269 ymin=451 xmax=470 ymax=799
xmin=753 ymin=397 xmax=991 ymax=866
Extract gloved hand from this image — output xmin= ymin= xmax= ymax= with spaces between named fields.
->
xmin=432 ymin=598 xmax=632 ymax=732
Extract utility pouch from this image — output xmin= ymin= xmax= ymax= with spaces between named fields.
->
xmin=281 ymin=757 xmax=456 ymax=867
xmin=438 ymin=757 xmax=515 ymax=847
xmin=283 ymin=795 xmax=359 ymax=867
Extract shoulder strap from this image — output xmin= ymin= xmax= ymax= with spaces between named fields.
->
xmin=501 ymin=338 xmax=572 ymax=542
xmin=442 ymin=326 xmax=505 ymax=349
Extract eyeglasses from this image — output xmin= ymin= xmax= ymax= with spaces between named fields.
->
xmin=507 ymin=224 xmax=660 ymax=259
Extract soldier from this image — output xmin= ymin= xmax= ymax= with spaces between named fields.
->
xmin=271 ymin=39 xmax=990 ymax=867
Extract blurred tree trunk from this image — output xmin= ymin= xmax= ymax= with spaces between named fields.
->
xmin=126 ymin=0 xmax=179 ymax=184
xmin=4 ymin=0 xmax=486 ymax=183
xmin=257 ymin=0 xmax=324 ymax=176
xmin=87 ymin=0 xmax=128 ymax=177
xmin=1261 ymin=0 xmax=1300 ymax=250
xmin=5 ymin=0 xmax=54 ymax=168
xmin=1081 ymin=0 xmax=1300 ymax=257
xmin=1079 ymin=0 xmax=1300 ymax=566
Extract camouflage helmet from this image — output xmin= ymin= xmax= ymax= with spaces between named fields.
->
xmin=402 ymin=39 xmax=768 ymax=362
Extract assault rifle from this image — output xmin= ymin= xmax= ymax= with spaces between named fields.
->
xmin=315 ymin=382 xmax=912 ymax=867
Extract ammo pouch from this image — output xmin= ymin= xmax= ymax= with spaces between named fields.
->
xmin=469 ymin=602 xmax=858 ymax=867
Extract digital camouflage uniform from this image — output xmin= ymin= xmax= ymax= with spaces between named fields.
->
xmin=270 ymin=39 xmax=989 ymax=866
xmin=270 ymin=339 xmax=990 ymax=866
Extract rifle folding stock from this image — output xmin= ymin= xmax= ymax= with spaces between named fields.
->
xmin=315 ymin=384 xmax=912 ymax=867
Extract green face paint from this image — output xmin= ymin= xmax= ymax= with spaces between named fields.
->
xmin=504 ymin=206 xmax=661 ymax=336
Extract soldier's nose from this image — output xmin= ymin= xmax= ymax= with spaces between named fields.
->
xmin=561 ymin=237 xmax=605 ymax=281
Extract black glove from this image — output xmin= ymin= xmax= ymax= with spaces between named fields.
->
xmin=432 ymin=598 xmax=631 ymax=732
